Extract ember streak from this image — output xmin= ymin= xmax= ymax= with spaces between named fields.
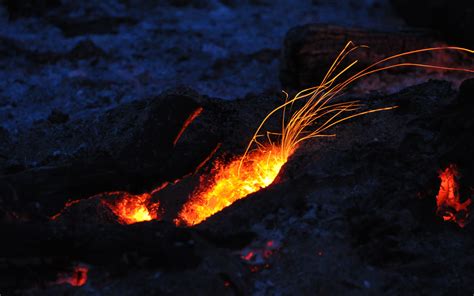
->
xmin=436 ymin=164 xmax=472 ymax=227
xmin=173 ymin=107 xmax=204 ymax=146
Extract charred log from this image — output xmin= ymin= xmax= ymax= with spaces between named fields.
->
xmin=280 ymin=24 xmax=472 ymax=91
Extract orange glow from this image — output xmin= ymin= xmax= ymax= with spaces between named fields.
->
xmin=50 ymin=199 xmax=81 ymax=221
xmin=176 ymin=43 xmax=473 ymax=227
xmin=51 ymin=192 xmax=161 ymax=225
xmin=176 ymin=144 xmax=289 ymax=226
xmin=104 ymin=193 xmax=159 ymax=225
xmin=56 ymin=265 xmax=89 ymax=287
xmin=436 ymin=164 xmax=471 ymax=227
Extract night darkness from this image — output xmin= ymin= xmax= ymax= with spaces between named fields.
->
xmin=0 ymin=0 xmax=473 ymax=295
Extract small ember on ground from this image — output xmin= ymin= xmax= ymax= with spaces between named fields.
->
xmin=436 ymin=164 xmax=472 ymax=227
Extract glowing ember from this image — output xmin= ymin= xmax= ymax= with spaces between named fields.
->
xmin=239 ymin=239 xmax=279 ymax=273
xmin=243 ymin=251 xmax=255 ymax=261
xmin=56 ymin=265 xmax=89 ymax=287
xmin=436 ymin=164 xmax=471 ymax=227
xmin=104 ymin=193 xmax=159 ymax=225
xmin=176 ymin=144 xmax=289 ymax=226
xmin=50 ymin=199 xmax=81 ymax=221
xmin=51 ymin=192 xmax=161 ymax=225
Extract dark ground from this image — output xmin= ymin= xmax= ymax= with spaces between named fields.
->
xmin=0 ymin=0 xmax=404 ymax=133
xmin=0 ymin=0 xmax=473 ymax=295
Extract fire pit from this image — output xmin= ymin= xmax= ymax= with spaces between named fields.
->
xmin=0 ymin=1 xmax=473 ymax=294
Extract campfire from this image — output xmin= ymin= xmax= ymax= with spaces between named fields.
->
xmin=52 ymin=43 xmax=473 ymax=229
xmin=10 ymin=43 xmax=473 ymax=293
xmin=1 ymin=2 xmax=474 ymax=294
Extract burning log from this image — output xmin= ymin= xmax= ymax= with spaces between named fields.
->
xmin=175 ymin=43 xmax=472 ymax=227
xmin=176 ymin=145 xmax=290 ymax=226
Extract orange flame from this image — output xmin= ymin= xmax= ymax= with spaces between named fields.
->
xmin=176 ymin=144 xmax=289 ymax=226
xmin=176 ymin=43 xmax=473 ymax=226
xmin=56 ymin=265 xmax=89 ymax=287
xmin=436 ymin=164 xmax=471 ymax=227
xmin=105 ymin=193 xmax=159 ymax=225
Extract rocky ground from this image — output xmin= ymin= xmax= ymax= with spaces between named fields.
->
xmin=1 ymin=0 xmax=473 ymax=295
